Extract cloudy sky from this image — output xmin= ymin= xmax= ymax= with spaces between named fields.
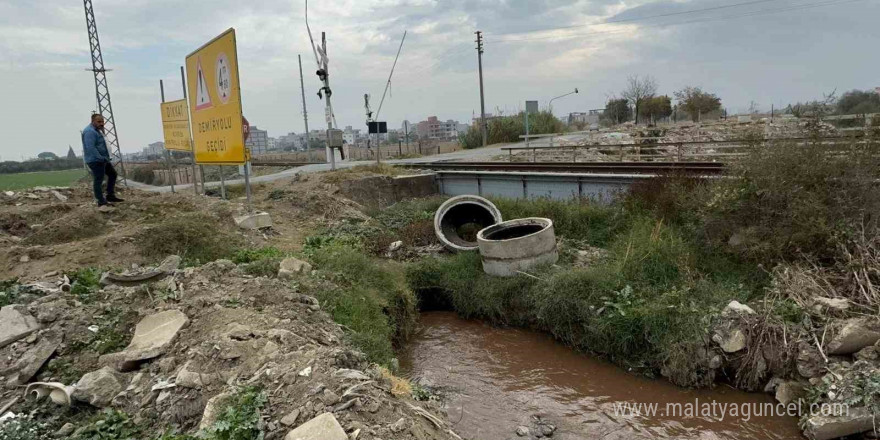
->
xmin=0 ymin=0 xmax=877 ymax=159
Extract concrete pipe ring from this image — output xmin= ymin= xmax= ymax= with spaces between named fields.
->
xmin=477 ymin=217 xmax=558 ymax=277
xmin=434 ymin=195 xmax=503 ymax=252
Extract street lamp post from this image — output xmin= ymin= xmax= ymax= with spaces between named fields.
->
xmin=548 ymin=88 xmax=578 ymax=147
xmin=549 ymin=88 xmax=579 ymax=114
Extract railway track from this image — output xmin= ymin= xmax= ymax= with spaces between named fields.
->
xmin=396 ymin=161 xmax=726 ymax=175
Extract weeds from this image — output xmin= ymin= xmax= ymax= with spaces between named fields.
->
xmin=232 ymin=247 xmax=286 ymax=277
xmin=0 ymin=414 xmax=54 ymax=440
xmin=69 ymin=267 xmax=102 ymax=304
xmin=202 ymin=387 xmax=267 ymax=440
xmin=74 ymin=409 xmax=141 ymax=440
xmin=490 ymin=197 xmax=626 ymax=247
xmin=309 ymin=242 xmax=418 ymax=365
xmin=135 ymin=213 xmax=241 ymax=266
xmin=69 ymin=308 xmax=132 ymax=355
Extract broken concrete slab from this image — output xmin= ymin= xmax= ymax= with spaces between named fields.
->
xmin=278 ymin=257 xmax=313 ymax=279
xmin=826 ymin=318 xmax=880 ymax=355
xmin=803 ymin=407 xmax=875 ymax=440
xmin=234 ymin=211 xmax=273 ymax=230
xmin=285 ymin=412 xmax=347 ymax=440
xmin=6 ymin=330 xmax=61 ymax=385
xmin=100 ymin=310 xmax=188 ymax=370
xmin=0 ymin=305 xmax=41 ymax=348
xmin=72 ymin=367 xmax=128 ymax=407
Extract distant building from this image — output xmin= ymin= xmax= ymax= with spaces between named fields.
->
xmin=342 ymin=126 xmax=361 ymax=145
xmin=142 ymin=141 xmax=164 ymax=158
xmin=567 ymin=109 xmax=601 ymax=126
xmin=245 ymin=126 xmax=269 ymax=155
xmin=66 ymin=146 xmax=77 ymax=160
xmin=416 ymin=116 xmax=465 ymax=140
xmin=268 ymin=137 xmax=277 ymax=151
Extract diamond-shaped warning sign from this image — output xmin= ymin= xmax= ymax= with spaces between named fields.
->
xmin=194 ymin=59 xmax=212 ymax=111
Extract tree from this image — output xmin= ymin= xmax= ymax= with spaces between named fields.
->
xmin=639 ymin=95 xmax=672 ymax=124
xmin=37 ymin=152 xmax=58 ymax=160
xmin=603 ymin=98 xmax=632 ymax=125
xmin=836 ymin=90 xmax=880 ymax=115
xmin=674 ymin=87 xmax=722 ymax=122
xmin=621 ymin=75 xmax=657 ymax=124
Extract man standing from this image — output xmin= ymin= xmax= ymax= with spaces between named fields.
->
xmin=82 ymin=114 xmax=124 ymax=206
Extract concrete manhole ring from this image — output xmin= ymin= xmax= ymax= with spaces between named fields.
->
xmin=434 ymin=195 xmax=502 ymax=252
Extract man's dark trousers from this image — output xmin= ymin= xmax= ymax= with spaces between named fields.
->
xmin=87 ymin=161 xmax=117 ymax=205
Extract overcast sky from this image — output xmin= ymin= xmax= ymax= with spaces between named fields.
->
xmin=1 ymin=0 xmax=878 ymax=159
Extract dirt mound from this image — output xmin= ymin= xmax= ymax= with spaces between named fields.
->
xmin=25 ymin=208 xmax=108 ymax=245
xmin=0 ymin=258 xmax=459 ymax=440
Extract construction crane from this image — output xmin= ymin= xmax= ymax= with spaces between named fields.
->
xmin=82 ymin=0 xmax=127 ymax=184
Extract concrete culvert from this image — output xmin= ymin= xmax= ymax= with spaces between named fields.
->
xmin=477 ymin=217 xmax=558 ymax=277
xmin=434 ymin=195 xmax=503 ymax=251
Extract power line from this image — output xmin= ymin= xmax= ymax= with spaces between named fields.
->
xmin=488 ymin=0 xmax=868 ymax=43
xmin=492 ymin=0 xmax=784 ymax=37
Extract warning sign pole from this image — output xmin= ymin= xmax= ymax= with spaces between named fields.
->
xmin=180 ymin=66 xmax=199 ymax=196
xmin=159 ymin=80 xmax=176 ymax=194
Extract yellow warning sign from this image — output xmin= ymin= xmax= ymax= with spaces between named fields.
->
xmin=185 ymin=28 xmax=246 ymax=164
xmin=160 ymin=99 xmax=192 ymax=152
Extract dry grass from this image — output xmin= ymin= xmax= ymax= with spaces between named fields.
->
xmin=770 ymin=230 xmax=880 ymax=317
xmin=26 ymin=208 xmax=108 ymax=245
xmin=379 ymin=366 xmax=412 ymax=397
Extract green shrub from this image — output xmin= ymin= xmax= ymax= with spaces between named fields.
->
xmin=491 ymin=197 xmax=625 ymax=247
xmin=459 ymin=111 xmax=566 ymax=149
xmin=309 ymin=243 xmax=418 ymax=364
xmin=406 ymin=215 xmax=751 ymax=387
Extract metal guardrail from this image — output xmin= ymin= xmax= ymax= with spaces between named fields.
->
xmin=400 ymin=161 xmax=725 ymax=175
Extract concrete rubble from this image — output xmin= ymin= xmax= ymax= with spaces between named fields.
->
xmin=803 ymin=407 xmax=876 ymax=440
xmin=72 ymin=367 xmax=128 ymax=407
xmin=825 ymin=317 xmax=880 ymax=355
xmin=4 ymin=329 xmax=61 ymax=385
xmin=0 ymin=305 xmax=40 ymax=348
xmin=101 ymin=255 xmax=181 ymax=286
xmin=234 ymin=211 xmax=273 ymax=230
xmin=713 ymin=327 xmax=747 ymax=353
xmin=285 ymin=412 xmax=347 ymax=440
xmin=278 ymin=257 xmax=313 ymax=279
xmin=100 ymin=309 xmax=188 ymax=371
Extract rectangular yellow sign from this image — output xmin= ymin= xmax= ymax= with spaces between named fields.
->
xmin=160 ymin=99 xmax=192 ymax=152
xmin=185 ymin=28 xmax=246 ymax=164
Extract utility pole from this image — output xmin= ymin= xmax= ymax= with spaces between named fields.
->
xmin=298 ymin=54 xmax=310 ymax=162
xmin=404 ymin=121 xmax=409 ymax=153
xmin=475 ymin=31 xmax=487 ymax=148
xmin=83 ymin=0 xmax=127 ymax=186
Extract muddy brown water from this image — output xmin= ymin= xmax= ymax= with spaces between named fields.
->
xmin=401 ymin=312 xmax=804 ymax=440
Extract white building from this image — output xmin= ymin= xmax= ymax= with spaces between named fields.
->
xmin=245 ymin=126 xmax=269 ymax=155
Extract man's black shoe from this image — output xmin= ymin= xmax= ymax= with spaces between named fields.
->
xmin=106 ymin=196 xmax=125 ymax=203
xmin=97 ymin=201 xmax=108 ymax=207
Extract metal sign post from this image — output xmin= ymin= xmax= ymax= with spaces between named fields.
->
xmin=525 ymin=100 xmax=538 ymax=151
xmin=159 ymin=80 xmax=175 ymax=193
xmin=180 ymin=66 xmax=199 ymax=195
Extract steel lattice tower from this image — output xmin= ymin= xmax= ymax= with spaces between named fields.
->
xmin=83 ymin=0 xmax=127 ymax=184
